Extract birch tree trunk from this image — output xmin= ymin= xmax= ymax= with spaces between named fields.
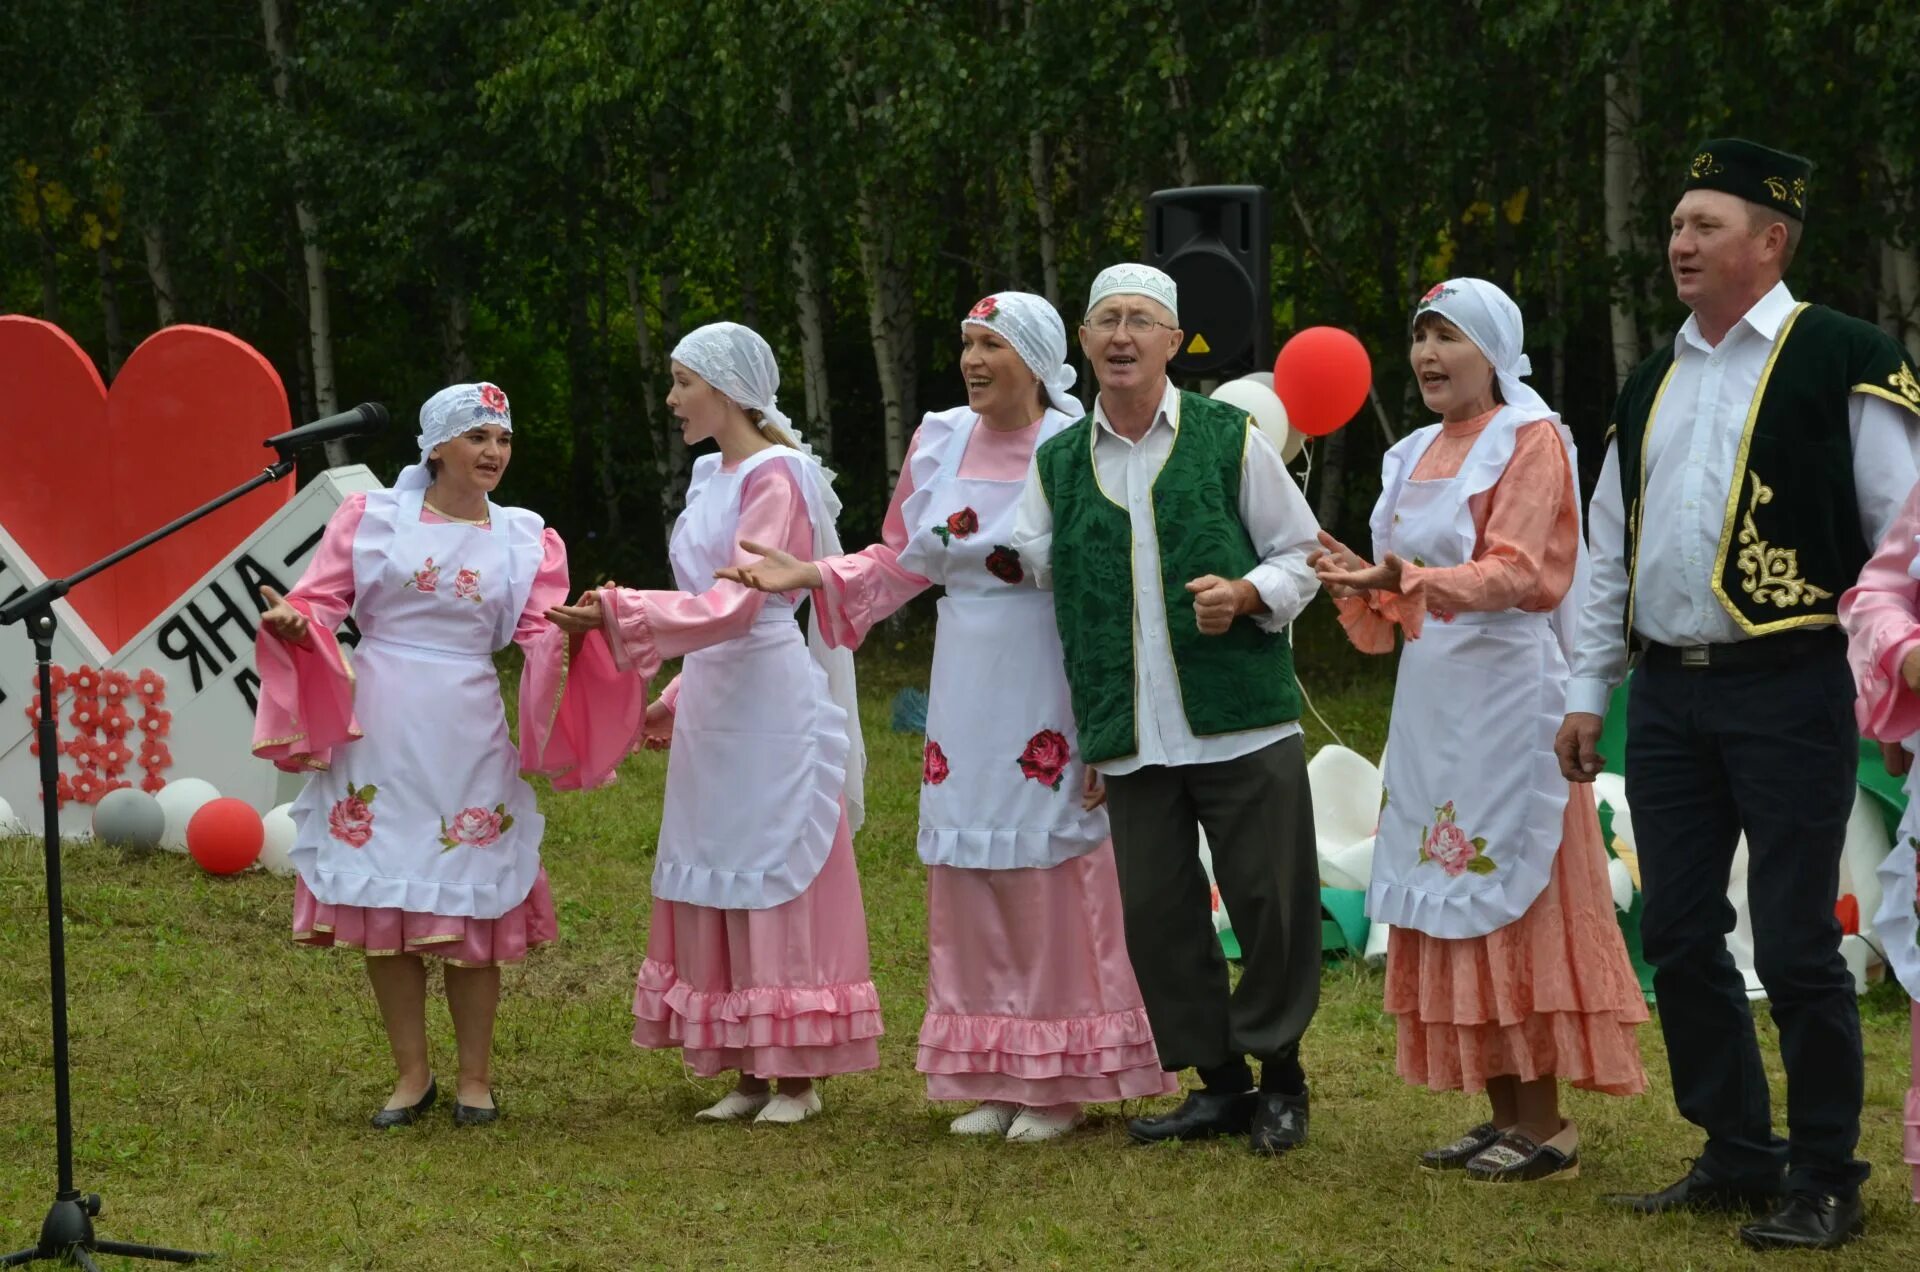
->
xmin=261 ymin=0 xmax=346 ymax=464
xmin=775 ymin=83 xmax=834 ymax=458
xmin=651 ymin=163 xmax=689 ymax=519
xmin=95 ymin=243 xmax=127 ymax=376
xmin=440 ymin=285 xmax=473 ymax=382
xmin=1603 ymin=61 xmax=1645 ymax=389
xmin=1022 ymin=2 xmax=1060 ymax=308
xmin=854 ymin=193 xmax=910 ymax=485
xmin=142 ymin=223 xmax=178 ymax=326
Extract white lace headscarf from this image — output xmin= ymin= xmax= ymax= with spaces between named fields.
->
xmin=671 ymin=322 xmax=811 ymax=449
xmin=395 ymin=381 xmax=512 ymax=493
xmin=1410 ymin=278 xmax=1556 ymax=426
xmin=961 ymin=291 xmax=1083 ymax=417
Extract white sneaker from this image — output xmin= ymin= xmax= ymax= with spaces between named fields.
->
xmin=1006 ymin=1103 xmax=1084 ymax=1142
xmin=693 ymin=1089 xmax=770 ymax=1122
xmin=754 ymin=1088 xmax=823 ymax=1125
xmin=949 ymin=1101 xmax=1020 ymax=1136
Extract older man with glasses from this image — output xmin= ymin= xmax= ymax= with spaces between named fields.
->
xmin=1011 ymin=263 xmax=1325 ymax=1154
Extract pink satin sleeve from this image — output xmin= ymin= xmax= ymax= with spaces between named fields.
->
xmin=813 ymin=431 xmax=930 ymax=649
xmin=518 ymin=529 xmax=648 ymax=790
xmin=599 ymin=461 xmax=812 ymax=682
xmin=1839 ymin=481 xmax=1920 ymax=740
xmin=251 ymin=494 xmax=365 ymax=771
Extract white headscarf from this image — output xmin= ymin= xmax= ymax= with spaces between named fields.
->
xmin=961 ymin=291 xmax=1083 ymax=417
xmin=671 ymin=321 xmax=812 ymax=450
xmin=1411 ymin=278 xmax=1557 ymax=425
xmin=395 ymin=381 xmax=513 ymax=493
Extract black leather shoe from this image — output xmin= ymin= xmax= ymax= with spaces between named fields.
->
xmin=1127 ymin=1090 xmax=1256 ymax=1144
xmin=452 ymin=1096 xmax=500 ymax=1127
xmin=1603 ymin=1164 xmax=1781 ymax=1215
xmin=1739 ymin=1192 xmax=1863 ymax=1251
xmin=1420 ymin=1122 xmax=1502 ymax=1172
xmin=369 ymin=1078 xmax=436 ymax=1129
xmin=1249 ymin=1089 xmax=1308 ymax=1155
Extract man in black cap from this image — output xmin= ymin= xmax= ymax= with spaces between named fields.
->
xmin=1558 ymin=138 xmax=1920 ymax=1250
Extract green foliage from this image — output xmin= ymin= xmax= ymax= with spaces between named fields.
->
xmin=4 ymin=0 xmax=1918 ymax=582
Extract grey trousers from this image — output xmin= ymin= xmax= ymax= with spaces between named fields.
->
xmin=1104 ymin=736 xmax=1320 ymax=1073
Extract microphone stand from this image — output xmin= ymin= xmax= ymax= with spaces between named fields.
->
xmin=1 ymin=454 xmax=298 ymax=1268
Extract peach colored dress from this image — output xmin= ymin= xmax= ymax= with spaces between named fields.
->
xmin=1337 ymin=410 xmax=1648 ymax=1096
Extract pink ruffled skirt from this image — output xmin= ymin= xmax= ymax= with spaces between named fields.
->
xmin=291 ymin=867 xmax=557 ymax=968
xmin=631 ymin=813 xmax=882 ymax=1078
xmin=1386 ymin=783 xmax=1649 ymax=1096
xmin=918 ymin=843 xmax=1176 ymax=1105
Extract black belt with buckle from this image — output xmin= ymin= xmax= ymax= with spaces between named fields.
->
xmin=1640 ymin=627 xmax=1843 ymax=670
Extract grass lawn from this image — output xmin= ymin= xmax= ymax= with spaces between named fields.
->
xmin=2 ymin=608 xmax=1917 ymax=1269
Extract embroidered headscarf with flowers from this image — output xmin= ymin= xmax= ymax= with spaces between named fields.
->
xmin=1411 ymin=278 xmax=1556 ymax=429
xmin=395 ymin=382 xmax=514 ymax=493
xmin=961 ymin=291 xmax=1083 ymax=417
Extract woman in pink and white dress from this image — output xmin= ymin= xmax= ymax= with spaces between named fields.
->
xmin=546 ymin=322 xmax=879 ymax=1126
xmin=252 ymin=382 xmax=640 ymax=1128
xmin=720 ymin=293 xmax=1175 ymax=1142
xmin=1837 ymin=483 xmax=1920 ymax=1205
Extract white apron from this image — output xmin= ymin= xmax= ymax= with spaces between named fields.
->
xmin=655 ymin=447 xmax=857 ymax=911
xmin=895 ymin=407 xmax=1107 ymax=870
xmin=1366 ymin=411 xmax=1581 ymax=939
xmin=288 ymin=488 xmax=546 ymax=919
xmin=1877 ymin=542 xmax=1920 ymax=999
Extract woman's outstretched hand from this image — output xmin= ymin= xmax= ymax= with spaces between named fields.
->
xmin=1307 ymin=531 xmax=1374 ymax=599
xmin=546 ymin=588 xmax=605 ymax=634
xmin=258 ymin=585 xmax=310 ymax=645
xmin=713 ymin=540 xmax=823 ymax=593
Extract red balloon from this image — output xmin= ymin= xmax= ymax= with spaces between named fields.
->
xmin=1272 ymin=327 xmax=1373 ymax=437
xmin=186 ymin=797 xmax=264 ymax=875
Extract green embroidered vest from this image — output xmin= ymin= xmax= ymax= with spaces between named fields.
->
xmin=1609 ymin=303 xmax=1920 ymax=639
xmin=1035 ymin=390 xmax=1301 ymax=764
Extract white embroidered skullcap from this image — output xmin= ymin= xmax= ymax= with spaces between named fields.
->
xmin=1411 ymin=278 xmax=1557 ymax=425
xmin=1085 ymin=262 xmax=1178 ymax=323
xmin=395 ymin=381 xmax=512 ymax=492
xmin=671 ymin=322 xmax=797 ymax=440
xmin=961 ymin=291 xmax=1083 ymax=417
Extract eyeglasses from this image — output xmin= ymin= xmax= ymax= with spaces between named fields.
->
xmin=1084 ymin=312 xmax=1176 ymax=334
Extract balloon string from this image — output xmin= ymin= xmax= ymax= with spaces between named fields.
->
xmin=1289 ymin=437 xmax=1349 ymax=751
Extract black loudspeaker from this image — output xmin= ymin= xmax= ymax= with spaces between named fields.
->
xmin=1146 ymin=185 xmax=1271 ymax=378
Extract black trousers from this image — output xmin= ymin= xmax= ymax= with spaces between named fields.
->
xmin=1104 ymin=737 xmax=1320 ymax=1078
xmin=1626 ymin=639 xmax=1867 ymax=1195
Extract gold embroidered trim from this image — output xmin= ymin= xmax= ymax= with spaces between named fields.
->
xmin=1709 ymin=303 xmax=1837 ymax=634
xmin=1855 ymin=365 xmax=1920 ymax=415
xmin=1733 ymin=470 xmax=1834 ymax=610
xmin=540 ymin=625 xmax=573 ymax=751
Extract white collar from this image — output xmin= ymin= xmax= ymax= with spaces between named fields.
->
xmin=1092 ymin=378 xmax=1180 ymax=440
xmin=1675 ymin=280 xmax=1797 ymax=355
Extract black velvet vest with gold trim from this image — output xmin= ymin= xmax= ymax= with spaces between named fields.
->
xmin=1607 ymin=303 xmax=1920 ymax=640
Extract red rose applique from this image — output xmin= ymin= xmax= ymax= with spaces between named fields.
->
xmin=984 ymin=545 xmax=1024 ymax=584
xmin=479 ymin=383 xmax=509 ymax=414
xmin=329 ymin=785 xmax=378 ymax=848
xmin=934 ymin=508 xmax=979 ymax=545
xmin=1017 ymin=729 xmax=1072 ymax=791
xmin=923 ymin=740 xmax=950 ymax=786
xmin=967 ymin=296 xmax=1001 ymax=323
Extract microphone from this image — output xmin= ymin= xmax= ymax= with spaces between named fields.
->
xmin=262 ymin=402 xmax=390 ymax=459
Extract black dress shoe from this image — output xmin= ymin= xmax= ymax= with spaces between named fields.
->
xmin=453 ymin=1096 xmax=500 ymax=1127
xmin=1249 ymin=1089 xmax=1308 ymax=1155
xmin=1603 ymin=1164 xmax=1781 ymax=1215
xmin=1126 ymin=1090 xmax=1256 ymax=1144
xmin=1739 ymin=1192 xmax=1863 ymax=1251
xmin=369 ymin=1078 xmax=437 ymax=1129
xmin=1420 ymin=1122 xmax=1502 ymax=1172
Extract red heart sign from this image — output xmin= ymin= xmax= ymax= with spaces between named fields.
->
xmin=0 ymin=317 xmax=294 ymax=650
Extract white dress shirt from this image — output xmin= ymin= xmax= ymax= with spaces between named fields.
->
xmin=1568 ymin=282 xmax=1920 ymax=716
xmin=1012 ymin=379 xmax=1323 ymax=775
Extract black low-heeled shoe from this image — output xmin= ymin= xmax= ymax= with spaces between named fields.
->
xmin=452 ymin=1096 xmax=500 ymax=1127
xmin=1420 ymin=1122 xmax=1502 ymax=1172
xmin=369 ymin=1078 xmax=437 ymax=1129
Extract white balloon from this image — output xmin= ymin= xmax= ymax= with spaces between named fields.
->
xmin=92 ymin=787 xmax=166 ymax=850
xmin=0 ymin=795 xmax=24 ymax=836
xmin=1239 ymin=370 xmax=1275 ymax=390
xmin=1211 ymin=377 xmax=1303 ymax=464
xmin=259 ymin=803 xmax=298 ymax=877
xmin=154 ymin=778 xmax=220 ymax=852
